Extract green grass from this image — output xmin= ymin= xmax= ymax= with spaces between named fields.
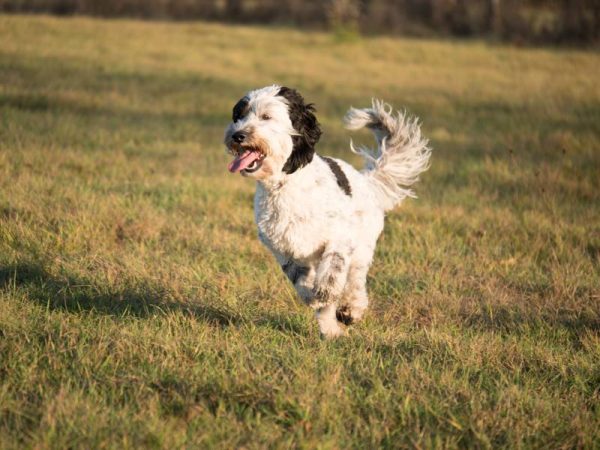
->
xmin=1 ymin=14 xmax=599 ymax=449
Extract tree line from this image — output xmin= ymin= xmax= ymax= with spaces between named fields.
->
xmin=2 ymin=0 xmax=598 ymax=44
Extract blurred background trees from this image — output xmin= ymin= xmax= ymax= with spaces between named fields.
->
xmin=1 ymin=0 xmax=598 ymax=44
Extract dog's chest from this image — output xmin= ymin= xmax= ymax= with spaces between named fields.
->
xmin=254 ymin=184 xmax=325 ymax=260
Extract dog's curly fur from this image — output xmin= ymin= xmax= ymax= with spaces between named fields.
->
xmin=224 ymin=85 xmax=431 ymax=338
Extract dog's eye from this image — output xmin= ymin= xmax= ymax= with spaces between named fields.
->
xmin=260 ymin=113 xmax=271 ymax=121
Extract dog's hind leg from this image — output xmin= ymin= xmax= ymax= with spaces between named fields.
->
xmin=311 ymin=242 xmax=354 ymax=338
xmin=337 ymin=263 xmax=369 ymax=325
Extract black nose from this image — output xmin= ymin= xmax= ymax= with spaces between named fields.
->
xmin=232 ymin=131 xmax=246 ymax=143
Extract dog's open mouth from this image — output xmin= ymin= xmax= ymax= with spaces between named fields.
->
xmin=228 ymin=148 xmax=265 ymax=174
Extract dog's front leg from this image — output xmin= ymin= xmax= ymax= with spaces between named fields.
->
xmin=282 ymin=264 xmax=343 ymax=340
xmin=311 ymin=243 xmax=352 ymax=338
xmin=283 ymin=257 xmax=344 ymax=339
xmin=312 ymin=243 xmax=351 ymax=305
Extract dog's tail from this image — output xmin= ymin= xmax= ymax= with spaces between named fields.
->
xmin=344 ymin=100 xmax=432 ymax=212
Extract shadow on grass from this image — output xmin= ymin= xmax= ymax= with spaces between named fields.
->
xmin=0 ymin=81 xmax=230 ymax=126
xmin=0 ymin=262 xmax=308 ymax=336
xmin=0 ymin=262 xmax=241 ymax=326
xmin=4 ymin=261 xmax=597 ymax=338
xmin=0 ymin=51 xmax=245 ymax=137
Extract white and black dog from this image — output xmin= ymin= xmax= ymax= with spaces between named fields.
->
xmin=224 ymin=85 xmax=431 ymax=338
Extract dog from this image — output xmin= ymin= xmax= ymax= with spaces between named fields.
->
xmin=224 ymin=86 xmax=431 ymax=338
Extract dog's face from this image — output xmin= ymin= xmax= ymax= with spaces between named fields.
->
xmin=224 ymin=85 xmax=322 ymax=180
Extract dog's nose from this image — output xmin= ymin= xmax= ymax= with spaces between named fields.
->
xmin=232 ymin=131 xmax=246 ymax=143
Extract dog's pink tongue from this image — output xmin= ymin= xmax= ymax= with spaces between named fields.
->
xmin=228 ymin=150 xmax=260 ymax=173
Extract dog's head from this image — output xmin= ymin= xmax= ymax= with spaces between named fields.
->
xmin=224 ymin=85 xmax=322 ymax=180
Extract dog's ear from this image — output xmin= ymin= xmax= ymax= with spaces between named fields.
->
xmin=277 ymin=86 xmax=322 ymax=174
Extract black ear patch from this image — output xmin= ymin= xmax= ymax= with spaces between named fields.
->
xmin=232 ymin=97 xmax=249 ymax=122
xmin=277 ymin=87 xmax=322 ymax=174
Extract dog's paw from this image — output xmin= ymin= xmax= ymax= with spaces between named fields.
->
xmin=336 ymin=305 xmax=354 ymax=325
xmin=319 ymin=323 xmax=347 ymax=339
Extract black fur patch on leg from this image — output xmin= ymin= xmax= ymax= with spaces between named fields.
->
xmin=321 ymin=156 xmax=352 ymax=196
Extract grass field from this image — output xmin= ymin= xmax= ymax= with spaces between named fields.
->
xmin=1 ymin=14 xmax=599 ymax=449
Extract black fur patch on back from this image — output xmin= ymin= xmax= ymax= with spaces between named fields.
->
xmin=277 ymin=87 xmax=322 ymax=174
xmin=232 ymin=97 xmax=249 ymax=122
xmin=321 ymin=156 xmax=352 ymax=196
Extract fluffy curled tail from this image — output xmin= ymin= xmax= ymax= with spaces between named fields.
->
xmin=344 ymin=100 xmax=432 ymax=211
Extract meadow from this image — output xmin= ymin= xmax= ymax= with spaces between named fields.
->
xmin=0 ymin=14 xmax=599 ymax=449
